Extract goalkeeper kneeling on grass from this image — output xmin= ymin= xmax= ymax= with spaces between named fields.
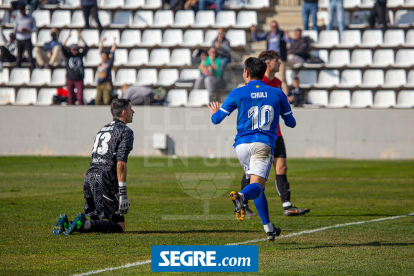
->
xmin=53 ymin=99 xmax=135 ymax=235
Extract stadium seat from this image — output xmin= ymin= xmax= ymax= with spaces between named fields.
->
xmin=84 ymin=49 xmax=101 ymax=67
xmin=81 ymin=30 xmax=100 ymax=46
xmin=175 ymin=69 xmax=200 ymax=88
xmin=305 ymin=50 xmax=328 ymax=68
xmin=83 ymin=89 xmax=97 ymax=105
xmin=111 ymin=11 xmax=132 ymax=27
xmin=305 ymin=90 xmax=328 ymax=107
xmin=284 ymin=69 xmax=296 ymax=86
xmin=49 ymin=10 xmax=71 ymax=28
xmin=13 ymin=88 xmax=37 ymax=105
xmin=394 ymin=49 xmax=414 ymax=67
xmin=60 ymin=0 xmax=80 ymax=8
xmin=407 ymin=70 xmax=414 ymax=88
xmin=349 ymin=90 xmax=373 ymax=108
xmin=50 ymin=69 xmax=66 ymax=86
xmin=297 ymin=70 xmax=317 ymax=88
xmin=35 ymin=88 xmax=57 ymax=106
xmin=193 ymin=11 xmax=215 ymax=28
xmin=338 ymin=30 xmax=361 ymax=48
xmin=349 ymin=49 xmax=372 ymax=68
xmin=394 ymin=10 xmax=414 ymax=27
xmin=226 ymin=30 xmax=246 ymax=47
xmin=404 ymin=0 xmax=414 ymax=7
xmin=387 ymin=0 xmax=404 ymax=7
xmin=349 ymin=10 xmax=370 ymax=29
xmin=0 ymin=87 xmax=15 ymax=105
xmin=119 ymin=30 xmax=141 ymax=47
xmin=213 ymin=11 xmax=236 ymax=28
xmin=0 ymin=10 xmax=9 ymax=27
xmin=344 ymin=0 xmax=361 ymax=8
xmin=314 ymin=70 xmax=340 ymax=88
xmin=32 ymin=10 xmax=50 ymax=28
xmin=161 ymin=29 xmax=183 ymax=47
xmin=143 ymin=0 xmax=162 ymax=9
xmin=327 ymin=90 xmax=351 ymax=108
xmin=169 ymin=49 xmax=191 ymax=66
xmin=140 ymin=29 xmax=162 ymax=47
xmin=100 ymin=30 xmax=120 ymax=47
xmin=360 ymin=0 xmax=375 ymax=8
xmin=166 ymin=89 xmax=188 ymax=107
xmin=326 ymin=50 xmax=350 ymax=68
xmin=157 ymin=69 xmax=179 ymax=86
xmin=314 ymin=30 xmax=339 ymax=48
xmin=361 ymin=30 xmax=383 ymax=47
xmin=125 ymin=0 xmax=144 ymax=8
xmin=405 ymin=29 xmax=414 ymax=47
xmin=318 ymin=0 xmax=329 ymax=9
xmin=153 ymin=10 xmax=173 ymax=28
xmin=395 ymin=90 xmax=414 ymax=108
xmin=173 ymin=10 xmax=195 ymax=27
xmin=30 ymin=69 xmax=51 ymax=86
xmin=0 ymin=68 xmax=9 ymax=85
xmin=127 ymin=49 xmax=149 ymax=67
xmin=69 ymin=10 xmax=85 ymax=28
xmin=114 ymin=69 xmax=137 ymax=86
xmin=186 ymin=89 xmax=209 ymax=107
xmin=372 ymin=90 xmax=396 ymax=108
xmin=8 ymin=68 xmax=30 ymax=86
xmin=35 ymin=29 xmax=52 ymax=47
xmin=337 ymin=69 xmax=362 ymax=88
xmin=360 ymin=70 xmax=384 ymax=88
xmin=302 ymin=30 xmax=318 ymax=43
xmin=84 ymin=69 xmax=96 ymax=86
xmin=114 ymin=49 xmax=128 ymax=66
xmin=235 ymin=11 xmax=258 ymax=28
xmin=136 ymin=69 xmax=157 ymax=86
xmin=91 ymin=11 xmax=112 ymax=28
xmin=181 ymin=30 xmax=203 ymax=47
xmin=371 ymin=49 xmax=394 ymax=68
xmin=148 ymin=49 xmax=170 ymax=66
xmin=382 ymin=30 xmax=405 ymax=47
xmin=101 ymin=0 xmax=123 ymax=8
xmin=203 ymin=30 xmax=218 ymax=47
xmin=130 ymin=11 xmax=153 ymax=27
xmin=246 ymin=0 xmax=269 ymax=8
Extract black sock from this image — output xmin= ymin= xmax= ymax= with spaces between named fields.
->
xmin=276 ymin=174 xmax=291 ymax=208
xmin=241 ymin=173 xmax=250 ymax=205
xmin=90 ymin=220 xmax=124 ymax=233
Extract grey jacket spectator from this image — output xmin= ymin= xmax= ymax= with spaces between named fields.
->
xmin=121 ymin=85 xmax=155 ymax=105
xmin=211 ymin=37 xmax=231 ymax=59
xmin=14 ymin=4 xmax=36 ymax=70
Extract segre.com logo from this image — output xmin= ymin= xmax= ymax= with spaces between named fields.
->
xmin=151 ymin=245 xmax=258 ymax=272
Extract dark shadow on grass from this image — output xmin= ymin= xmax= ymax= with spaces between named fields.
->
xmin=127 ymin=230 xmax=260 ymax=234
xmin=287 ymin=242 xmax=414 ymax=250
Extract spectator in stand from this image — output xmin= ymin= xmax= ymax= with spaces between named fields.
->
xmin=369 ymin=0 xmax=388 ymax=32
xmin=302 ymin=0 xmax=318 ymax=32
xmin=162 ymin=0 xmax=185 ymax=10
xmin=81 ymin=0 xmax=103 ymax=34
xmin=184 ymin=0 xmax=199 ymax=12
xmin=14 ymin=4 xmax=36 ymax=70
xmin=33 ymin=28 xmax=62 ymax=69
xmin=0 ymin=33 xmax=17 ymax=71
xmin=121 ymin=84 xmax=155 ymax=105
xmin=198 ymin=0 xmax=223 ymax=14
xmin=96 ymin=37 xmax=116 ymax=105
xmin=287 ymin=29 xmax=311 ymax=67
xmin=327 ymin=0 xmax=344 ymax=35
xmin=62 ymin=29 xmax=89 ymax=105
xmin=212 ymin=28 xmax=231 ymax=81
xmin=288 ymin=78 xmax=306 ymax=107
xmin=194 ymin=48 xmax=221 ymax=100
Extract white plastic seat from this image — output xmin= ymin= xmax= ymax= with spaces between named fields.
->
xmin=61 ymin=0 xmax=80 ymax=8
xmin=114 ymin=69 xmax=137 ymax=86
xmin=169 ymin=49 xmax=191 ymax=66
xmin=35 ymin=88 xmax=57 ymax=106
xmin=360 ymin=0 xmax=375 ymax=8
xmin=394 ymin=49 xmax=414 ymax=68
xmin=119 ymin=30 xmax=141 ymax=47
xmin=69 ymin=10 xmax=85 ymax=28
xmin=148 ymin=49 xmax=170 ymax=66
xmin=186 ymin=89 xmax=209 ymax=107
xmin=8 ymin=68 xmax=30 ymax=85
xmin=157 ymin=69 xmax=179 ymax=86
xmin=58 ymin=29 xmax=78 ymax=46
xmin=0 ymin=87 xmax=15 ymax=105
xmin=305 ymin=50 xmax=328 ymax=68
xmin=32 ymin=10 xmax=50 ymax=28
xmin=141 ymin=29 xmax=162 ymax=47
xmin=127 ymin=49 xmax=149 ymax=67
xmin=0 ymin=68 xmax=9 ymax=84
xmin=395 ymin=90 xmax=414 ymax=108
xmin=131 ymin=11 xmax=153 ymax=27
xmin=327 ymin=90 xmax=351 ymax=108
xmin=153 ymin=10 xmax=173 ymax=28
xmin=245 ymin=0 xmax=269 ymax=8
xmin=314 ymin=70 xmax=340 ymax=88
xmin=100 ymin=30 xmax=120 ymax=47
xmin=161 ymin=29 xmax=183 ymax=47
xmin=181 ymin=30 xmax=203 ymax=47
xmin=175 ymin=69 xmax=200 ymax=87
xmin=407 ymin=70 xmax=414 ymax=88
xmin=166 ymin=89 xmax=188 ymax=107
xmin=125 ymin=0 xmax=144 ymax=8
xmin=305 ymin=90 xmax=328 ymax=107
xmin=83 ymin=89 xmax=97 ymax=104
xmin=213 ymin=11 xmax=236 ymax=28
xmin=404 ymin=0 xmax=414 ymax=7
xmin=314 ymin=30 xmax=339 ymax=48
xmin=111 ymin=11 xmax=132 ymax=27
xmin=203 ymin=30 xmax=218 ymax=47
xmin=337 ymin=69 xmax=362 ymax=88
xmin=173 ymin=10 xmax=195 ymax=27
xmin=101 ymin=0 xmax=123 ymax=8
xmin=371 ymin=49 xmax=394 ymax=68
xmin=350 ymin=90 xmax=373 ymax=108
xmin=84 ymin=69 xmax=95 ymax=86
xmin=235 ymin=11 xmax=258 ymax=28
xmin=49 ymin=10 xmax=71 ymax=27
xmin=30 ymin=68 xmax=51 ymax=86
xmin=382 ymin=30 xmax=405 ymax=47
xmin=372 ymin=90 xmax=396 ymax=108
xmin=284 ymin=69 xmax=296 ymax=86
xmin=405 ymin=29 xmax=414 ymax=47
xmin=338 ymin=30 xmax=361 ymax=48
xmin=326 ymin=50 xmax=350 ymax=68
xmin=344 ymin=0 xmax=360 ymax=8
xmin=226 ymin=30 xmax=246 ymax=47
xmin=136 ymin=69 xmax=157 ymax=86
xmin=319 ymin=0 xmax=329 ymax=8
xmin=349 ymin=10 xmax=370 ymax=28
xmin=361 ymin=30 xmax=383 ymax=47
xmin=51 ymin=69 xmax=66 ymax=86
xmin=360 ymin=69 xmax=384 ymax=88
xmin=81 ymin=30 xmax=100 ymax=47
xmin=193 ymin=11 xmax=215 ymax=28
xmin=387 ymin=0 xmax=404 ymax=7
xmin=394 ymin=10 xmax=414 ymax=27
xmin=143 ymin=0 xmax=162 ymax=9
xmin=349 ymin=49 xmax=372 ymax=68
xmin=13 ymin=88 xmax=37 ymax=105
xmin=302 ymin=30 xmax=318 ymax=43
xmin=297 ymin=70 xmax=317 ymax=88
xmin=91 ymin=11 xmax=112 ymax=27
xmin=35 ymin=29 xmax=52 ymax=47
xmin=114 ymin=49 xmax=128 ymax=66
xmin=84 ymin=49 xmax=101 ymax=66
xmin=382 ymin=70 xmax=406 ymax=88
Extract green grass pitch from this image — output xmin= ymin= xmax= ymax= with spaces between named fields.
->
xmin=1 ymin=156 xmax=413 ymax=275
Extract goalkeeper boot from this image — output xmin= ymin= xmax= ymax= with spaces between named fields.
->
xmin=64 ymin=213 xmax=87 ymax=235
xmin=284 ymin=206 xmax=310 ymax=216
xmin=266 ymin=224 xmax=281 ymax=242
xmin=245 ymin=206 xmax=257 ymax=217
xmin=229 ymin=191 xmax=246 ymax=221
xmin=53 ymin=214 xmax=70 ymax=235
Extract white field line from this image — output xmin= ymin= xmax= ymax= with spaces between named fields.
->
xmin=73 ymin=212 xmax=414 ymax=276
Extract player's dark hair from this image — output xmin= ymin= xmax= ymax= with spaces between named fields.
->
xmin=258 ymin=50 xmax=279 ymax=62
xmin=111 ymin=99 xmax=130 ymax=118
xmin=294 ymin=77 xmax=299 ymax=81
xmin=244 ymin=57 xmax=267 ymax=80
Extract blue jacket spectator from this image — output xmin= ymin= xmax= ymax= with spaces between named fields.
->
xmin=250 ymin=21 xmax=291 ymax=57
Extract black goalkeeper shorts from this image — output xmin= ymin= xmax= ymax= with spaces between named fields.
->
xmin=273 ymin=136 xmax=287 ymax=159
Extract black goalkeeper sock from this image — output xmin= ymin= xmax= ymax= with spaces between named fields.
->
xmin=241 ymin=173 xmax=250 ymax=205
xmin=90 ymin=220 xmax=124 ymax=233
xmin=276 ymin=174 xmax=291 ymax=207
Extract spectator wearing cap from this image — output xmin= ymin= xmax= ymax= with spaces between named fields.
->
xmin=34 ymin=28 xmax=62 ymax=68
xmin=194 ymin=47 xmax=221 ymax=100
xmin=95 ymin=37 xmax=116 ymax=105
xmin=212 ymin=28 xmax=231 ymax=80
xmin=0 ymin=33 xmax=17 ymax=71
xmin=62 ymin=29 xmax=89 ymax=105
xmin=81 ymin=0 xmax=103 ymax=34
xmin=14 ymin=4 xmax=36 ymax=70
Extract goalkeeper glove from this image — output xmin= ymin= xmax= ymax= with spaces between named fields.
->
xmin=118 ymin=182 xmax=130 ymax=215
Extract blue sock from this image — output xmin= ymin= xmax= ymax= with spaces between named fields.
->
xmin=240 ymin=183 xmax=263 ymax=201
xmin=253 ymin=188 xmax=270 ymax=225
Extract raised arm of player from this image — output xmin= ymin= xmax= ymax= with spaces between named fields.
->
xmin=279 ymin=91 xmax=296 ymax=128
xmin=209 ymin=90 xmax=238 ymax=125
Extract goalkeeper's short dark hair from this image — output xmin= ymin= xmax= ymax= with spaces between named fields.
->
xmin=244 ymin=57 xmax=267 ymax=80
xmin=258 ymin=50 xmax=279 ymax=62
xmin=111 ymin=99 xmax=131 ymax=118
